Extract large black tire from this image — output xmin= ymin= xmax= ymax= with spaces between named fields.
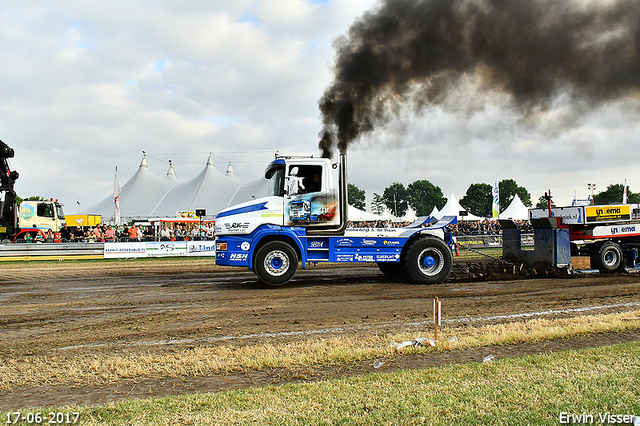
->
xmin=593 ymin=242 xmax=623 ymax=272
xmin=254 ymin=241 xmax=299 ymax=286
xmin=401 ymin=237 xmax=453 ymax=284
xmin=377 ymin=262 xmax=403 ymax=280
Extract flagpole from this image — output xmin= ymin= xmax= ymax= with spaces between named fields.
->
xmin=114 ymin=166 xmax=121 ymax=226
xmin=492 ymin=176 xmax=500 ymax=219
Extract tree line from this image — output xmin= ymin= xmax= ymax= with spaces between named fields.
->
xmin=348 ymin=181 xmax=638 ymax=218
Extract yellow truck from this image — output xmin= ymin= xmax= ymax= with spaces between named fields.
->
xmin=18 ymin=199 xmax=66 ymax=231
xmin=65 ymin=214 xmax=101 ymax=228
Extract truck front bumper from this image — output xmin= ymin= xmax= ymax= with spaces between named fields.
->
xmin=215 ymin=235 xmax=252 ymax=267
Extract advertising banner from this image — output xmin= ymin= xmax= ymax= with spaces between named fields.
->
xmin=456 ymin=235 xmax=502 ymax=248
xmin=456 ymin=234 xmax=533 ymax=249
xmin=104 ymin=242 xmax=146 ymax=258
xmin=146 ymin=241 xmax=187 ymax=257
xmin=177 ymin=211 xmax=196 ymax=219
xmin=187 ymin=241 xmax=217 ymax=256
xmin=586 ymin=205 xmax=631 ymax=223
xmin=529 ymin=207 xmax=585 ymax=224
xmin=104 ymin=241 xmax=215 ymax=258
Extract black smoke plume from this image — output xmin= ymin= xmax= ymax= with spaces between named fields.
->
xmin=319 ymin=0 xmax=640 ymax=157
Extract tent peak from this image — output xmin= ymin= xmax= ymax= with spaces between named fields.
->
xmin=226 ymin=162 xmax=234 ymax=175
xmin=206 ymin=153 xmax=214 ymax=166
xmin=166 ymin=160 xmax=177 ymax=180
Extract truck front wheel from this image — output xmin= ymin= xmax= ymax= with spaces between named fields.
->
xmin=254 ymin=241 xmax=299 ymax=286
xmin=401 ymin=237 xmax=453 ymax=284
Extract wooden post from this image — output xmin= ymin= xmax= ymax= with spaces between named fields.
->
xmin=434 ymin=297 xmax=440 ymax=343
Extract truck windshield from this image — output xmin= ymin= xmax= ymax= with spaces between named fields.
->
xmin=267 ymin=167 xmax=284 ymax=197
xmin=55 ymin=203 xmax=65 ymax=220
xmin=37 ymin=203 xmax=54 ymax=218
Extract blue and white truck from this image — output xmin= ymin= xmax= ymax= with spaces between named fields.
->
xmin=215 ymin=154 xmax=455 ymax=286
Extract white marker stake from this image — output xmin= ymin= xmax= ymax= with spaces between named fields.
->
xmin=434 ymin=297 xmax=441 ymax=343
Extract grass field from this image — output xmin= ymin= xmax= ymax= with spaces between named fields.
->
xmin=12 ymin=341 xmax=640 ymax=425
xmin=3 ymin=311 xmax=638 ymax=391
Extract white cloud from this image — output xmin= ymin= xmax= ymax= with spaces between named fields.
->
xmin=1 ymin=0 xmax=638 ymax=215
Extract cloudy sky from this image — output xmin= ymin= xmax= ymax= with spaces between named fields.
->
xmin=2 ymin=0 xmax=639 ymax=215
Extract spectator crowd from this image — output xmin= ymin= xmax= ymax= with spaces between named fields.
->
xmin=18 ymin=222 xmax=216 ymax=243
xmin=347 ymin=218 xmax=533 ymax=236
xmin=18 ymin=218 xmax=534 ymax=244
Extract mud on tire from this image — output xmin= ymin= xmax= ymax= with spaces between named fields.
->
xmin=401 ymin=236 xmax=453 ymax=284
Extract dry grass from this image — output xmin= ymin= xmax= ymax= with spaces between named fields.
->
xmin=52 ymin=341 xmax=640 ymax=425
xmin=1 ymin=310 xmax=639 ymax=391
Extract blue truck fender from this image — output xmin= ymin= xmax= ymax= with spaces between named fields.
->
xmin=247 ymin=226 xmax=307 ymax=270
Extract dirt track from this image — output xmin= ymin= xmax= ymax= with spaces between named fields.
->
xmin=1 ymin=258 xmax=639 ymax=409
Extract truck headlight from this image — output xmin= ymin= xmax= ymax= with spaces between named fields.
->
xmin=216 ymin=242 xmax=227 ymax=251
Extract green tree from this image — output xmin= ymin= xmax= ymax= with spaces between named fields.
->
xmin=347 ymin=183 xmax=366 ymax=210
xmin=499 ymin=179 xmax=532 ymax=209
xmin=406 ymin=180 xmax=446 ymax=216
xmin=460 ymin=183 xmax=492 ymax=217
xmin=594 ymin=183 xmax=640 ymax=204
xmin=16 ymin=195 xmax=44 ymax=205
xmin=371 ymin=193 xmax=385 ymax=215
xmin=535 ymin=193 xmax=556 ymax=209
xmin=382 ymin=182 xmax=409 ymax=217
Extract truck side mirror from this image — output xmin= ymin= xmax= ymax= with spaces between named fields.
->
xmin=284 ymin=176 xmax=291 ymax=196
xmin=285 ymin=176 xmax=299 ymax=196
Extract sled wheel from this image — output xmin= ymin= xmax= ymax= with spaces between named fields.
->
xmin=254 ymin=241 xmax=298 ymax=286
xmin=593 ymin=242 xmax=623 ymax=272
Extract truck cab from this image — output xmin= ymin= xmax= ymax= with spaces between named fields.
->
xmin=215 ymin=154 xmax=453 ymax=286
xmin=18 ymin=199 xmax=66 ymax=232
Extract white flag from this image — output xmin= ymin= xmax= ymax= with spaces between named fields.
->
xmin=623 ymin=179 xmax=628 ymax=204
xmin=492 ymin=176 xmax=500 ymax=218
xmin=114 ymin=166 xmax=121 ymax=225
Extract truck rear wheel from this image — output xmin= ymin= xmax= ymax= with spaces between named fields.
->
xmin=401 ymin=237 xmax=452 ymax=284
xmin=377 ymin=262 xmax=403 ymax=280
xmin=254 ymin=241 xmax=299 ymax=286
xmin=593 ymin=242 xmax=623 ymax=272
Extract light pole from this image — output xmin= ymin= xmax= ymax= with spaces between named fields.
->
xmin=587 ymin=183 xmax=596 ymax=205
xmin=393 ymin=193 xmax=398 ymax=218
xmin=76 ymin=200 xmax=81 ymax=213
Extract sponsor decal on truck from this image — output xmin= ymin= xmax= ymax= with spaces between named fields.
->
xmin=586 ymin=205 xmax=631 ymax=223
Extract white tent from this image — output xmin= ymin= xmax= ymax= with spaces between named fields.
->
xmin=86 ymin=156 xmax=179 ymax=219
xmin=227 ymin=177 xmax=271 ymax=208
xmin=166 ymin=161 xmax=178 ymax=182
xmin=435 ymin=193 xmax=485 ymax=221
xmin=401 ymin=207 xmax=418 ymax=222
xmin=87 ymin=154 xmax=245 ymax=220
xmin=348 ymin=205 xmax=385 ymax=221
xmin=150 ymin=154 xmax=242 ymax=217
xmin=379 ymin=208 xmax=395 ymax=221
xmin=429 ymin=205 xmax=440 ymax=218
xmin=499 ymin=194 xmax=529 ymax=220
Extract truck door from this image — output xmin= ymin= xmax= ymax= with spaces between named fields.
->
xmin=284 ymin=163 xmax=339 ymax=227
